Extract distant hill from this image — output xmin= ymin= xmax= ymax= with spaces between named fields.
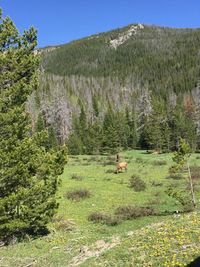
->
xmin=41 ymin=24 xmax=200 ymax=94
xmin=27 ymin=24 xmax=200 ymax=152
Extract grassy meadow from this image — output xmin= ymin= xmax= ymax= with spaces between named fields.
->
xmin=1 ymin=150 xmax=200 ymax=267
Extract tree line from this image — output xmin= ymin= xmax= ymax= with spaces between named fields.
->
xmin=35 ymin=91 xmax=199 ymax=154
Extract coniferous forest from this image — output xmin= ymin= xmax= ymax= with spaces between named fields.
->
xmin=27 ymin=24 xmax=200 ymax=154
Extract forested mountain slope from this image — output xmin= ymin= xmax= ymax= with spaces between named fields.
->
xmin=27 ymin=24 xmax=200 ymax=153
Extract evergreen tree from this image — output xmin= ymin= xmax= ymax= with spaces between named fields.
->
xmin=79 ymin=104 xmax=88 ymax=153
xmin=36 ymin=113 xmax=46 ymax=132
xmin=48 ymin=126 xmax=58 ymax=148
xmin=0 ymin=10 xmax=66 ymax=242
xmin=102 ymin=108 xmax=120 ymax=153
xmin=67 ymin=132 xmax=84 ymax=155
xmin=85 ymin=121 xmax=103 ymax=154
xmin=92 ymin=94 xmax=99 ymax=118
xmin=125 ymin=108 xmax=137 ymax=148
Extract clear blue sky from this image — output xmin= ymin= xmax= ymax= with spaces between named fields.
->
xmin=1 ymin=0 xmax=200 ymax=48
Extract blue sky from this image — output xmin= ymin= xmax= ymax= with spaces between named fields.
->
xmin=1 ymin=0 xmax=200 ymax=47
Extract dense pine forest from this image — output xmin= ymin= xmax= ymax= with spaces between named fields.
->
xmin=27 ymin=24 xmax=200 ymax=154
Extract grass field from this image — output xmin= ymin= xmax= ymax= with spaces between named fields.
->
xmin=1 ymin=150 xmax=200 ymax=267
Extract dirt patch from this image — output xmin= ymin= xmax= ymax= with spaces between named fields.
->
xmin=68 ymin=236 xmax=120 ymax=266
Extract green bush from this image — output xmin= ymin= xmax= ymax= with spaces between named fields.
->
xmin=151 ymin=181 xmax=163 ymax=187
xmin=115 ymin=206 xmax=156 ymax=220
xmin=166 ymin=173 xmax=183 ymax=180
xmin=165 ymin=186 xmax=194 ymax=212
xmin=152 ymin=160 xmax=167 ymax=166
xmin=129 ymin=175 xmax=146 ymax=191
xmin=88 ymin=212 xmax=121 ymax=226
xmin=66 ymin=189 xmax=91 ymax=201
xmin=71 ymin=174 xmax=84 ymax=180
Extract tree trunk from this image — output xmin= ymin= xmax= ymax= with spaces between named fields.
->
xmin=187 ymin=161 xmax=196 ymax=207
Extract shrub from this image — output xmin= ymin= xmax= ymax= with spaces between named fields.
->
xmin=88 ymin=212 xmax=121 ymax=226
xmin=115 ymin=206 xmax=156 ymax=220
xmin=151 ymin=181 xmax=163 ymax=187
xmin=88 ymin=212 xmax=107 ymax=223
xmin=71 ymin=174 xmax=84 ymax=180
xmin=104 ymin=216 xmax=122 ymax=226
xmin=165 ymin=186 xmax=194 ymax=212
xmin=147 ymin=198 xmax=166 ymax=205
xmin=129 ymin=175 xmax=146 ymax=191
xmin=70 ymin=156 xmax=79 ymax=159
xmin=166 ymin=173 xmax=183 ymax=180
xmin=81 ymin=162 xmax=91 ymax=166
xmin=66 ymin=189 xmax=91 ymax=201
xmin=152 ymin=160 xmax=167 ymax=166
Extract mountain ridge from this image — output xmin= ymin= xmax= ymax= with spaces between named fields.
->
xmin=38 ymin=23 xmax=200 ymax=51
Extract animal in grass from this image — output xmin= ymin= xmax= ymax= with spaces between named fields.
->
xmin=116 ymin=162 xmax=128 ymax=173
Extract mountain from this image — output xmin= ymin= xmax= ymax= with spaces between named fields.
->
xmin=27 ymin=24 xmax=200 ymax=153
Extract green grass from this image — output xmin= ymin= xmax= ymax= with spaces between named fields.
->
xmin=1 ymin=150 xmax=200 ymax=267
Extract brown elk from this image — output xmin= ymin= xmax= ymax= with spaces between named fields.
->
xmin=116 ymin=162 xmax=128 ymax=173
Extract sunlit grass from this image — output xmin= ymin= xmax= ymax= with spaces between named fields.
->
xmin=0 ymin=150 xmax=200 ymax=267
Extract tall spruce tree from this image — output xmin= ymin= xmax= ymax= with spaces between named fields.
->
xmin=0 ymin=10 xmax=66 ymax=242
xmin=102 ymin=107 xmax=120 ymax=153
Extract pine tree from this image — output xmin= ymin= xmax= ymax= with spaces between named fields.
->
xmin=125 ymin=108 xmax=137 ymax=149
xmin=102 ymin=108 xmax=120 ymax=153
xmin=36 ymin=113 xmax=46 ymax=132
xmin=85 ymin=121 xmax=103 ymax=154
xmin=0 ymin=10 xmax=66 ymax=242
xmin=48 ymin=126 xmax=58 ymax=148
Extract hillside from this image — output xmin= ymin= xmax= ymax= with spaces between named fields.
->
xmin=27 ymin=24 xmax=200 ymax=153
xmin=1 ymin=151 xmax=200 ymax=266
xmin=41 ymin=24 xmax=200 ymax=92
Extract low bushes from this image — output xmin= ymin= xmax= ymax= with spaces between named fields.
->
xmin=88 ymin=212 xmax=121 ymax=226
xmin=151 ymin=180 xmax=163 ymax=187
xmin=81 ymin=162 xmax=91 ymax=166
xmin=71 ymin=173 xmax=84 ymax=180
xmin=129 ymin=174 xmax=146 ymax=191
xmin=166 ymin=173 xmax=183 ymax=180
xmin=88 ymin=205 xmax=156 ymax=226
xmin=115 ymin=205 xmax=156 ymax=220
xmin=152 ymin=160 xmax=167 ymax=166
xmin=66 ymin=189 xmax=91 ymax=201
